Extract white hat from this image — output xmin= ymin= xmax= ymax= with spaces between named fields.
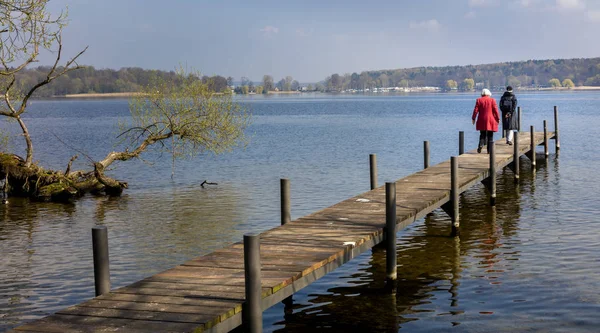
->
xmin=481 ymin=88 xmax=491 ymax=96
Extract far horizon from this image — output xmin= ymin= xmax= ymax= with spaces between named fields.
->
xmin=41 ymin=0 xmax=600 ymax=83
xmin=32 ymin=55 xmax=600 ymax=86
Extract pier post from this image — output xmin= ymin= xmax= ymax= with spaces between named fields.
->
xmin=489 ymin=142 xmax=496 ymax=206
xmin=243 ymin=233 xmax=262 ymax=333
xmin=385 ymin=182 xmax=397 ymax=287
xmin=280 ymin=179 xmax=291 ymax=226
xmin=544 ymin=120 xmax=549 ymax=157
xmin=424 ymin=141 xmax=430 ymax=169
xmin=513 ymin=131 xmax=520 ymax=183
xmin=459 ymin=131 xmax=464 ymax=155
xmin=518 ymin=106 xmax=522 ymax=132
xmin=370 ymin=154 xmax=377 ymax=190
xmin=92 ymin=226 xmax=110 ymax=297
xmin=451 ymin=157 xmax=460 ymax=236
xmin=530 ymin=125 xmax=536 ymax=168
xmin=554 ymin=106 xmax=560 ymax=151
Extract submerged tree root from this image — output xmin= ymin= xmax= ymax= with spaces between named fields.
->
xmin=0 ymin=153 xmax=127 ymax=202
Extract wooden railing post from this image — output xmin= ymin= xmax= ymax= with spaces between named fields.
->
xmin=385 ymin=182 xmax=397 ymax=288
xmin=459 ymin=131 xmax=464 ymax=155
xmin=424 ymin=141 xmax=430 ymax=169
xmin=513 ymin=131 xmax=520 ymax=183
xmin=554 ymin=106 xmax=560 ymax=151
xmin=530 ymin=125 xmax=536 ymax=168
xmin=92 ymin=226 xmax=110 ymax=297
xmin=280 ymin=179 xmax=290 ymax=226
xmin=518 ymin=106 xmax=522 ymax=132
xmin=243 ymin=233 xmax=262 ymax=333
xmin=451 ymin=157 xmax=460 ymax=236
xmin=370 ymin=154 xmax=377 ymax=190
xmin=544 ymin=120 xmax=549 ymax=157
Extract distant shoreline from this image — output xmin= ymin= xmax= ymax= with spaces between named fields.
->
xmin=62 ymin=92 xmax=143 ymax=98
xmin=266 ymin=91 xmax=301 ymax=94
xmin=519 ymin=86 xmax=600 ymax=91
xmin=57 ymin=86 xmax=600 ymax=99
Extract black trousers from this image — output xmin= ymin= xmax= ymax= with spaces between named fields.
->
xmin=478 ymin=130 xmax=494 ymax=152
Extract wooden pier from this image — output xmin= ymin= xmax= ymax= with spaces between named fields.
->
xmin=11 ymin=127 xmax=557 ymax=333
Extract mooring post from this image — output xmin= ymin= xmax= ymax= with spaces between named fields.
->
xmin=530 ymin=125 xmax=536 ymax=168
xmin=513 ymin=131 xmax=520 ymax=183
xmin=370 ymin=154 xmax=377 ymax=190
xmin=543 ymin=120 xmax=549 ymax=157
xmin=424 ymin=141 xmax=430 ymax=169
xmin=554 ymin=106 xmax=560 ymax=151
xmin=459 ymin=131 xmax=464 ymax=155
xmin=243 ymin=233 xmax=262 ymax=333
xmin=451 ymin=157 xmax=460 ymax=236
xmin=280 ymin=178 xmax=290 ymax=226
xmin=385 ymin=182 xmax=397 ymax=287
xmin=92 ymin=226 xmax=110 ymax=297
xmin=518 ymin=106 xmax=522 ymax=132
xmin=489 ymin=141 xmax=496 ymax=206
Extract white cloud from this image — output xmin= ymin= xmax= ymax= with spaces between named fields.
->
xmin=332 ymin=34 xmax=351 ymax=43
xmin=515 ymin=0 xmax=539 ymax=7
xmin=260 ymin=26 xmax=279 ymax=37
xmin=469 ymin=0 xmax=495 ymax=7
xmin=587 ymin=10 xmax=600 ymax=21
xmin=138 ymin=24 xmax=154 ymax=33
xmin=409 ymin=19 xmax=441 ymax=32
xmin=464 ymin=11 xmax=477 ymax=18
xmin=296 ymin=28 xmax=311 ymax=37
xmin=555 ymin=0 xmax=585 ymax=10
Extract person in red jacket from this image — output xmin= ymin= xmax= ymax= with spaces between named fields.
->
xmin=472 ymin=88 xmax=500 ymax=153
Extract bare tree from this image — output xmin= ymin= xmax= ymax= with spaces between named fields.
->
xmin=0 ymin=0 xmax=87 ymax=167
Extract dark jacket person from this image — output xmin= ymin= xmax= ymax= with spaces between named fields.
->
xmin=499 ymin=86 xmax=518 ymax=144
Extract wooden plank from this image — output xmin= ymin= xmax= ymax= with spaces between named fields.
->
xmin=57 ymin=306 xmax=214 ymax=324
xmin=11 ymin=314 xmax=201 ymax=332
xmin=97 ymin=292 xmax=242 ymax=310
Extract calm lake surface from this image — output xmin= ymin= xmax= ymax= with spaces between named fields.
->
xmin=1 ymin=92 xmax=599 ymax=332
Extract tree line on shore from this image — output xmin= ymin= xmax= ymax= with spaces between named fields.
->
xmin=322 ymin=57 xmax=600 ymax=92
xmin=13 ymin=66 xmax=316 ymax=97
xmin=11 ymin=57 xmax=600 ymax=97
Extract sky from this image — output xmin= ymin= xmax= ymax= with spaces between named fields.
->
xmin=41 ymin=0 xmax=600 ymax=83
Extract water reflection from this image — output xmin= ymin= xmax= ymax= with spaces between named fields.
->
xmin=268 ymin=163 xmax=535 ymax=332
xmin=0 ymin=184 xmax=249 ymax=331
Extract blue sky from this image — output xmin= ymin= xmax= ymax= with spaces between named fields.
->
xmin=43 ymin=0 xmax=600 ymax=83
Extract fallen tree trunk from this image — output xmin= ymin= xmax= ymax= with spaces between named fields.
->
xmin=0 ymin=152 xmax=127 ymax=202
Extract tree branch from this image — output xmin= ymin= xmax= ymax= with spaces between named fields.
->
xmin=99 ymin=132 xmax=173 ymax=168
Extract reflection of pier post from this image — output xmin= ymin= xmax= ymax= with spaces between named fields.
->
xmin=449 ymin=236 xmax=461 ymax=308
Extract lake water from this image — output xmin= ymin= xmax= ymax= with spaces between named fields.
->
xmin=1 ymin=92 xmax=599 ymax=332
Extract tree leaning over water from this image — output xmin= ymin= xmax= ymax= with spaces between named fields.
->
xmin=0 ymin=1 xmax=250 ymax=201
